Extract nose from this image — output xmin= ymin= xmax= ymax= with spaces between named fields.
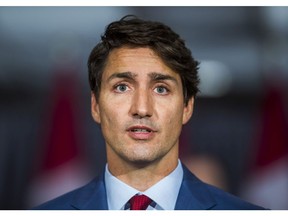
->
xmin=129 ymin=89 xmax=153 ymax=119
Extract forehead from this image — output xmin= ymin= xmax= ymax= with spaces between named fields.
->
xmin=102 ymin=47 xmax=179 ymax=79
xmin=107 ymin=47 xmax=162 ymax=65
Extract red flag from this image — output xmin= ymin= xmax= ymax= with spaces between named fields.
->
xmin=27 ymin=64 xmax=91 ymax=208
xmin=241 ymin=81 xmax=288 ymax=209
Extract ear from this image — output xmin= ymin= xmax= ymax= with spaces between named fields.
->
xmin=91 ymin=92 xmax=101 ymax=124
xmin=182 ymin=97 xmax=194 ymax=125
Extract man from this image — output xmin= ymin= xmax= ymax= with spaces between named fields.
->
xmin=34 ymin=15 xmax=265 ymax=210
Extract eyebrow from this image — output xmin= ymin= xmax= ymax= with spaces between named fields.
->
xmin=148 ymin=72 xmax=178 ymax=85
xmin=107 ymin=71 xmax=178 ymax=85
xmin=107 ymin=72 xmax=136 ymax=82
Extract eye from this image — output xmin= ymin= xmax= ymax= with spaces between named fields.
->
xmin=154 ymin=86 xmax=169 ymax=95
xmin=114 ymin=84 xmax=129 ymax=93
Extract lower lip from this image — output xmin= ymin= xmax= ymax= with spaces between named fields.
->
xmin=127 ymin=131 xmax=155 ymax=140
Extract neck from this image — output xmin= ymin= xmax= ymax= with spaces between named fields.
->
xmin=107 ymin=149 xmax=179 ymax=191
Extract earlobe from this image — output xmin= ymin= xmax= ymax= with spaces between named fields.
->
xmin=91 ymin=92 xmax=101 ymax=124
xmin=182 ymin=97 xmax=194 ymax=125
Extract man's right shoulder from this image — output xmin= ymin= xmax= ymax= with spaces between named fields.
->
xmin=32 ymin=187 xmax=81 ymax=210
xmin=31 ymin=175 xmax=107 ymax=210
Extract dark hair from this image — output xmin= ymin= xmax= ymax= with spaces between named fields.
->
xmin=88 ymin=15 xmax=200 ymax=105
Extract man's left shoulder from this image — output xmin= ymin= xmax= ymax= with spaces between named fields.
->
xmin=204 ymin=183 xmax=266 ymax=210
xmin=180 ymin=164 xmax=266 ymax=210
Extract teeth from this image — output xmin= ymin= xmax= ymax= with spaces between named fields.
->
xmin=132 ymin=129 xmax=151 ymax=132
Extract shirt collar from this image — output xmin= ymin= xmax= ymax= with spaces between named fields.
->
xmin=105 ymin=160 xmax=183 ymax=210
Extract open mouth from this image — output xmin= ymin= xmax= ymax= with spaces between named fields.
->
xmin=127 ymin=125 xmax=156 ymax=140
xmin=130 ymin=128 xmax=152 ymax=133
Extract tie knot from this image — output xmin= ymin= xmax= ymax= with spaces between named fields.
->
xmin=129 ymin=194 xmax=152 ymax=210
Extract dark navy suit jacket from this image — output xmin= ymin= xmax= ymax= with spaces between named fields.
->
xmin=33 ymin=164 xmax=265 ymax=210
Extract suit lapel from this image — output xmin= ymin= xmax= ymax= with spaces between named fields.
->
xmin=175 ymin=165 xmax=217 ymax=210
xmin=70 ymin=170 xmax=108 ymax=210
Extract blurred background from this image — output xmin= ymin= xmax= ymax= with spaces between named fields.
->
xmin=0 ymin=6 xmax=287 ymax=210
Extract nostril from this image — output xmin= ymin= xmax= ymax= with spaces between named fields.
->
xmin=132 ymin=113 xmax=151 ymax=119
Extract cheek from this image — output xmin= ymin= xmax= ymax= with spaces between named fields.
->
xmin=100 ymin=99 xmax=126 ymax=129
xmin=100 ymin=108 xmax=121 ymax=143
xmin=160 ymin=100 xmax=184 ymax=121
xmin=101 ymin=108 xmax=117 ymax=127
xmin=159 ymin=104 xmax=184 ymax=133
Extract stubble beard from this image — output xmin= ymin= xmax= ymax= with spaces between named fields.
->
xmin=107 ymin=138 xmax=178 ymax=170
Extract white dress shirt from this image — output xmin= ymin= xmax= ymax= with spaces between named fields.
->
xmin=104 ymin=160 xmax=183 ymax=210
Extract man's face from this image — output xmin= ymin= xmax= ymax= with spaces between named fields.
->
xmin=91 ymin=47 xmax=193 ymax=167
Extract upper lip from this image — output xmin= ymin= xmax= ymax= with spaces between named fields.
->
xmin=127 ymin=125 xmax=156 ymax=132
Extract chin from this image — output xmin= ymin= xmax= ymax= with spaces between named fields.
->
xmin=127 ymin=159 xmax=154 ymax=168
xmin=124 ymin=152 xmax=161 ymax=167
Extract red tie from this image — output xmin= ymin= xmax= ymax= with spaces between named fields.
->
xmin=129 ymin=194 xmax=152 ymax=210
